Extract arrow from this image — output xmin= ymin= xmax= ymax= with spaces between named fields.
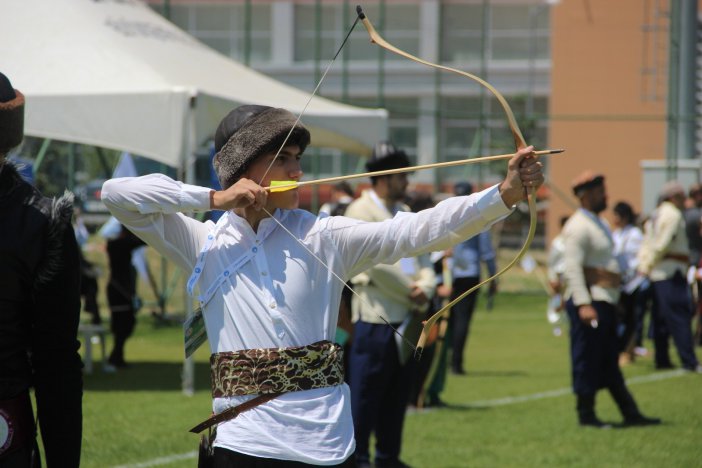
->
xmin=267 ymin=148 xmax=563 ymax=192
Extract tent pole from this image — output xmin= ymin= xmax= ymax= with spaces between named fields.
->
xmin=32 ymin=138 xmax=52 ymax=177
xmin=182 ymin=93 xmax=198 ymax=397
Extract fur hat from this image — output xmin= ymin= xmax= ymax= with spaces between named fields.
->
xmin=212 ymin=105 xmax=310 ymax=189
xmin=571 ymin=170 xmax=604 ymax=195
xmin=365 ymin=141 xmax=410 ymax=175
xmin=0 ymin=72 xmax=24 ymax=154
xmin=454 ymin=181 xmax=474 ymax=196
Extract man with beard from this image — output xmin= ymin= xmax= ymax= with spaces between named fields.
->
xmin=344 ymin=142 xmax=435 ymax=468
xmin=0 ymin=72 xmax=83 ymax=466
xmin=562 ymin=171 xmax=660 ymax=428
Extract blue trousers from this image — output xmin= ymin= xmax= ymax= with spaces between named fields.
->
xmin=651 ymin=271 xmax=699 ymax=369
xmin=566 ymin=299 xmax=625 ymax=395
xmin=349 ymin=321 xmax=413 ymax=465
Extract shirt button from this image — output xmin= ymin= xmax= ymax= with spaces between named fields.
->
xmin=261 ymin=271 xmax=268 ymax=276
xmin=252 ymin=246 xmax=258 ymax=253
xmin=269 ymin=302 xmax=276 ymax=309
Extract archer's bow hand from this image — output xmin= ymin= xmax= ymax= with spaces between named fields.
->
xmin=210 ymin=178 xmax=268 ymax=211
xmin=499 ymin=146 xmax=544 ymax=206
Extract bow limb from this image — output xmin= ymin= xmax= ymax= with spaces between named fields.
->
xmin=356 ymin=6 xmax=539 ymax=359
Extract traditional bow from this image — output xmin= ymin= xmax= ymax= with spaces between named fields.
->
xmin=355 ymin=6 xmax=544 ymax=359
xmin=258 ymin=6 xmax=555 ymax=360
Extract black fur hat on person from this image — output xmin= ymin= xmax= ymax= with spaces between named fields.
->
xmin=212 ymin=105 xmax=310 ymax=189
xmin=454 ymin=181 xmax=474 ymax=197
xmin=0 ymin=72 xmax=25 ymax=154
xmin=365 ymin=141 xmax=410 ymax=176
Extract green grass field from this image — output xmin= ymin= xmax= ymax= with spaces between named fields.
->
xmin=71 ymin=287 xmax=702 ymax=468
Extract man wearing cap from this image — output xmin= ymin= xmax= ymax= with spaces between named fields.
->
xmin=637 ymin=181 xmax=701 ymax=373
xmin=343 ymin=142 xmax=435 ymax=468
xmin=102 ymin=105 xmax=543 ymax=466
xmin=562 ymin=171 xmax=660 ymax=428
xmin=447 ymin=181 xmax=498 ymax=376
xmin=0 ymin=72 xmax=83 ymax=466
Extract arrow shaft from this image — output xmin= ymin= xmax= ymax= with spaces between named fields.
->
xmin=267 ymin=149 xmax=562 ymax=191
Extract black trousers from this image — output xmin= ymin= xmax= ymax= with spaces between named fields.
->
xmin=213 ymin=448 xmax=356 ymax=468
xmin=449 ymin=276 xmax=481 ymax=372
xmin=566 ymin=299 xmax=625 ymax=395
xmin=651 ymin=272 xmax=699 ymax=369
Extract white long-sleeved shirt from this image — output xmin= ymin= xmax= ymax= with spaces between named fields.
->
xmin=101 ymin=174 xmax=511 ymax=464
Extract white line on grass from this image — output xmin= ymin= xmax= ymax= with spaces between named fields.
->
xmin=114 ymin=370 xmax=687 ymax=467
xmin=454 ymin=369 xmax=687 ymax=409
xmin=112 ymin=450 xmax=197 ymax=468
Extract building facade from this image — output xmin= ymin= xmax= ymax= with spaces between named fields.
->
xmin=148 ymin=0 xmax=552 ymax=193
xmin=547 ymin=0 xmax=701 ymax=240
xmin=148 ymin=0 xmax=701 ymax=244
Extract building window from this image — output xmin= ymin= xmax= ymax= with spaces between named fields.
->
xmin=165 ymin=3 xmax=272 ymax=64
xmin=441 ymin=2 xmax=550 ymax=63
xmin=294 ymin=2 xmax=420 ymax=62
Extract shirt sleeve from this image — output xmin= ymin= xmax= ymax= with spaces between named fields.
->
xmin=101 ymin=174 xmax=213 ymax=272
xmin=333 ymin=184 xmax=512 ymax=278
xmin=563 ymin=218 xmax=592 ymax=306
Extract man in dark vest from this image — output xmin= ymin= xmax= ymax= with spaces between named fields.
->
xmin=0 ymin=72 xmax=83 ymax=467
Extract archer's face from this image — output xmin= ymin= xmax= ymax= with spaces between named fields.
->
xmin=244 ymin=145 xmax=303 ymax=210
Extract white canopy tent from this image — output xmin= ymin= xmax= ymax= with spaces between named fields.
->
xmin=1 ymin=0 xmax=387 ymax=171
xmin=2 ymin=0 xmax=388 ymax=393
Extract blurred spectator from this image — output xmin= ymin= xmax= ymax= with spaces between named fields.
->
xmin=611 ymin=201 xmax=644 ymax=365
xmin=403 ymin=191 xmax=443 ymax=408
xmin=101 ymin=221 xmax=145 ymax=370
xmin=319 ymin=181 xmax=355 ymax=216
xmin=563 ymin=171 xmax=659 ymax=428
xmin=637 ymin=181 xmax=701 ymax=372
xmin=0 ymin=71 xmax=83 ymax=466
xmin=73 ymin=207 xmax=101 ymax=325
xmin=447 ymin=181 xmax=497 ymax=375
xmin=546 ymin=215 xmax=570 ymax=334
xmin=345 ymin=142 xmax=435 ymax=468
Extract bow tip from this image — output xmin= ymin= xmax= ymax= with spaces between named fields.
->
xmin=414 ymin=347 xmax=424 ymax=362
xmin=356 ymin=5 xmax=366 ymax=19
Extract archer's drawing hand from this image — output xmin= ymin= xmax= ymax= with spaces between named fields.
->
xmin=210 ymin=178 xmax=268 ymax=211
xmin=499 ymin=146 xmax=544 ymax=206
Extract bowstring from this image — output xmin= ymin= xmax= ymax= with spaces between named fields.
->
xmin=257 ymin=14 xmax=361 ymax=185
xmin=255 ymin=11 xmax=419 ymax=352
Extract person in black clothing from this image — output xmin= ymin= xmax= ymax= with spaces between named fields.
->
xmin=106 ymin=224 xmax=145 ymax=368
xmin=0 ymin=72 xmax=83 ymax=467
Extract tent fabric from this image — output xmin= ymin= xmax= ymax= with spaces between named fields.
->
xmin=2 ymin=0 xmax=387 ymax=168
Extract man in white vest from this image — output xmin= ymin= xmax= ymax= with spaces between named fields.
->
xmin=345 ymin=142 xmax=435 ymax=468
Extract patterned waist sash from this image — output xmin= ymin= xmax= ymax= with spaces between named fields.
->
xmin=210 ymin=339 xmax=345 ymax=397
xmin=191 ymin=340 xmax=344 ymax=433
